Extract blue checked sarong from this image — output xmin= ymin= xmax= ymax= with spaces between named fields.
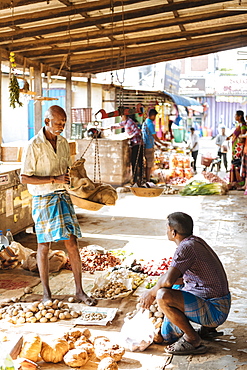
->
xmin=32 ymin=190 xmax=82 ymax=243
xmin=161 ymin=286 xmax=231 ymax=344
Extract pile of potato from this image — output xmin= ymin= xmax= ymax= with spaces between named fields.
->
xmin=92 ymin=281 xmax=129 ymax=299
xmin=91 ymin=268 xmax=146 ymax=299
xmin=18 ymin=328 xmax=125 ymax=370
xmin=0 ymin=299 xmax=81 ymax=324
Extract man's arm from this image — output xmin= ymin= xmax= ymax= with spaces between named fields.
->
xmin=140 ymin=266 xmax=182 ymax=309
xmin=20 ymin=174 xmax=70 ymax=185
xmin=153 ymin=133 xmax=168 ymax=146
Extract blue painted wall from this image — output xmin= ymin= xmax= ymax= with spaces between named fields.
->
xmin=28 ymin=88 xmax=66 ymax=139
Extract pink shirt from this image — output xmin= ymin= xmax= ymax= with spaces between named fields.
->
xmin=171 ymin=236 xmax=229 ymax=299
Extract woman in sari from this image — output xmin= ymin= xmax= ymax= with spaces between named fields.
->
xmin=227 ymin=110 xmax=247 ymax=189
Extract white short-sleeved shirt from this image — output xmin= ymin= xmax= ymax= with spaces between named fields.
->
xmin=21 ymin=127 xmax=71 ymax=196
xmin=189 ymin=132 xmax=199 ymax=152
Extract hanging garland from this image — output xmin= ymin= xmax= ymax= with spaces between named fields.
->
xmin=9 ymin=52 xmax=23 ymax=108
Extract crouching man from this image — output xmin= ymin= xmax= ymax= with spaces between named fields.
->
xmin=140 ymin=212 xmax=231 ymax=355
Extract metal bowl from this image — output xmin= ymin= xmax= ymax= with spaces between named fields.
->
xmin=69 ymin=193 xmax=104 ymax=211
xmin=130 ymin=187 xmax=164 ymax=197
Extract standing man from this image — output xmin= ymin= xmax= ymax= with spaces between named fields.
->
xmin=188 ymin=127 xmax=199 ymax=174
xmin=142 ymin=109 xmax=166 ymax=182
xmin=140 ymin=212 xmax=231 ymax=355
xmin=215 ymin=126 xmax=228 ymax=171
xmin=21 ymin=105 xmax=97 ymax=306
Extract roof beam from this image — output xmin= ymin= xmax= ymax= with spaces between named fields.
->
xmin=70 ymin=34 xmax=247 ymax=74
xmin=38 ymin=29 xmax=247 ymax=70
xmin=0 ymin=0 xmax=144 ymax=28
xmin=0 ymin=0 xmax=43 ymax=10
xmin=0 ymin=0 xmax=234 ymax=42
xmin=21 ymin=22 xmax=247 ymax=58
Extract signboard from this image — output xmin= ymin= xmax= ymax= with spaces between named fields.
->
xmin=164 ymin=63 xmax=181 ymax=94
xmin=179 ymin=78 xmax=205 ymax=96
xmin=216 ymin=76 xmax=247 ymax=96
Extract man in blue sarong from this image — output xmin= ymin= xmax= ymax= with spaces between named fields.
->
xmin=140 ymin=212 xmax=231 ymax=355
xmin=21 ymin=105 xmax=97 ymax=306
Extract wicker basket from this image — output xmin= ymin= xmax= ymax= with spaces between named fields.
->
xmin=130 ymin=187 xmax=164 ymax=197
xmin=201 ymin=155 xmax=213 ymax=167
xmin=69 ymin=193 xmax=104 ymax=211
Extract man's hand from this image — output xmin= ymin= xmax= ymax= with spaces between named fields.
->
xmin=139 ymin=289 xmax=156 ymax=310
xmin=54 ymin=173 xmax=70 ymax=184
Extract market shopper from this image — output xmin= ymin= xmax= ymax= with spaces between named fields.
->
xmin=215 ymin=126 xmax=228 ymax=171
xmin=140 ymin=212 xmax=231 ymax=355
xmin=20 ymin=105 xmax=97 ymax=306
xmin=188 ymin=127 xmax=199 ymax=174
xmin=142 ymin=109 xmax=167 ymax=182
xmin=227 ymin=110 xmax=247 ymax=189
xmin=112 ymin=114 xmax=143 ymax=185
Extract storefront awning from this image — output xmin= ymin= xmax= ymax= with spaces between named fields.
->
xmin=163 ymin=91 xmax=201 ymax=107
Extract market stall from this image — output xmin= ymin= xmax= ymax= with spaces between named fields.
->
xmin=152 ymin=145 xmax=193 ymax=186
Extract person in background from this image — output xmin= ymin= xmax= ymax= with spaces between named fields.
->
xmin=188 ymin=127 xmax=199 ymax=174
xmin=227 ymin=110 xmax=247 ymax=189
xmin=140 ymin=212 xmax=231 ymax=355
xmin=112 ymin=114 xmax=143 ymax=185
xmin=20 ymin=105 xmax=97 ymax=306
xmin=142 ymin=109 xmax=166 ymax=182
xmin=215 ymin=126 xmax=228 ymax=171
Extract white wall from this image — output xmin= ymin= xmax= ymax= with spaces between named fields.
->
xmin=2 ymin=74 xmax=29 ymax=143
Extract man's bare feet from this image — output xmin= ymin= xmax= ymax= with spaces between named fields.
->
xmin=42 ymin=294 xmax=52 ymax=304
xmin=76 ymin=293 xmax=98 ymax=306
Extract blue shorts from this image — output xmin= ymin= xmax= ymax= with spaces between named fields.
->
xmin=32 ymin=191 xmax=82 ymax=243
xmin=161 ymin=288 xmax=231 ymax=344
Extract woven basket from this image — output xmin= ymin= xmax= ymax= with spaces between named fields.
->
xmin=69 ymin=193 xmax=104 ymax=211
xmin=130 ymin=187 xmax=164 ymax=197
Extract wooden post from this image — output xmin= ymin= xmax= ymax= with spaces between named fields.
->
xmin=87 ymin=74 xmax=92 ymax=108
xmin=0 ymin=52 xmax=2 ymax=160
xmin=34 ymin=67 xmax=42 ymax=134
xmin=65 ymin=72 xmax=72 ymax=140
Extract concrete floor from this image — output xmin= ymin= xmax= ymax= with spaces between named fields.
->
xmin=1 ymin=137 xmax=247 ymax=369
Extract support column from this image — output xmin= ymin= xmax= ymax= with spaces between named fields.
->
xmin=65 ymin=72 xmax=72 ymax=140
xmin=34 ymin=67 xmax=42 ymax=134
xmin=0 ymin=53 xmax=2 ymax=160
xmin=87 ymin=74 xmax=92 ymax=108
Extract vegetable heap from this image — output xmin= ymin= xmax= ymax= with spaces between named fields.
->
xmin=180 ymin=180 xmax=227 ymax=196
xmin=65 ymin=247 xmax=121 ymax=273
xmin=9 ymin=52 xmax=23 ymax=109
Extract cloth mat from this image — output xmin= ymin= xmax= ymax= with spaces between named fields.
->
xmin=0 ymin=272 xmax=40 ymax=301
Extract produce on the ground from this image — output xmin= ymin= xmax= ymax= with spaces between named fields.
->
xmin=167 ymin=177 xmax=188 ymax=185
xmin=80 ymin=312 xmax=107 ymax=321
xmin=93 ymin=337 xmax=125 ymax=362
xmin=130 ymin=258 xmax=172 ymax=276
xmin=145 ymin=278 xmax=158 ymax=289
xmin=0 ymin=299 xmax=81 ymax=324
xmin=40 ymin=338 xmax=70 ymax=363
xmin=92 ymin=281 xmax=129 ymax=299
xmin=65 ymin=247 xmax=121 ymax=273
xmin=19 ymin=334 xmax=42 ymax=362
xmin=63 ymin=328 xmax=91 ymax=350
xmin=98 ymin=356 xmax=118 ymax=370
xmin=180 ymin=180 xmax=228 ymax=195
xmin=63 ymin=348 xmax=89 ymax=368
xmin=91 ymin=268 xmax=146 ymax=299
xmin=15 ymin=328 xmax=124 ymax=367
xmin=202 ymin=171 xmax=227 ymax=184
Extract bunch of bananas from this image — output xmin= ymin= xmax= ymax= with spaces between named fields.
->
xmin=9 ymin=74 xmax=23 ymax=109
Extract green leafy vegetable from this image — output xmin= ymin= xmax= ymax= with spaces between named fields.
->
xmin=180 ymin=180 xmax=226 ymax=196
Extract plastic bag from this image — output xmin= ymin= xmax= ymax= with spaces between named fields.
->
xmin=120 ymin=309 xmax=155 ymax=351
